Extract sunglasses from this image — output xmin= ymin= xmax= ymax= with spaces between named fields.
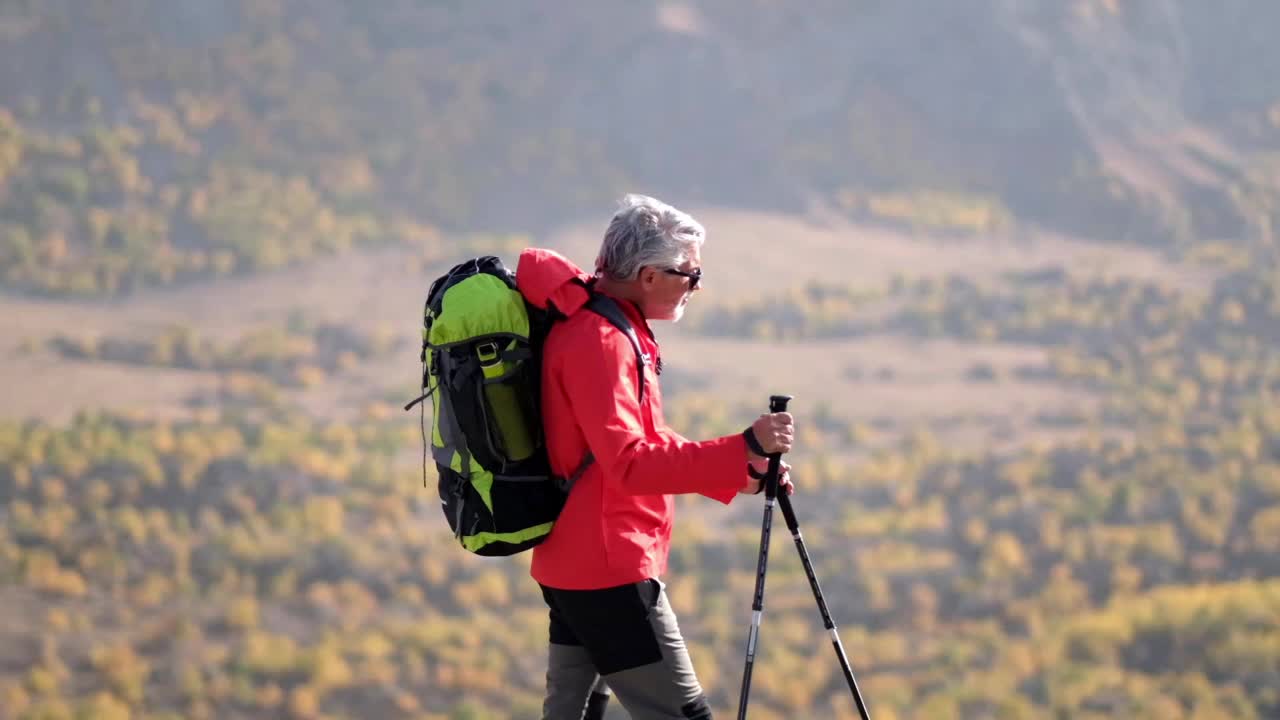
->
xmin=662 ymin=266 xmax=702 ymax=290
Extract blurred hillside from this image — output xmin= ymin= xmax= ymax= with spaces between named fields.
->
xmin=1 ymin=2 xmax=1279 ymax=719
xmin=3 ymin=0 xmax=1280 ymax=297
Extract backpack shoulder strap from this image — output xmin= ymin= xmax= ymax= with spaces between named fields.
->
xmin=583 ymin=293 xmax=647 ymax=405
xmin=556 ymin=291 xmax=648 ymax=494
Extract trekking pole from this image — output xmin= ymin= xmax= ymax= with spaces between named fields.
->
xmin=776 ymin=489 xmax=873 ymax=719
xmin=737 ymin=394 xmax=790 ymax=720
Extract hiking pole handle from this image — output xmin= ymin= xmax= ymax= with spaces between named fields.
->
xmin=763 ymin=395 xmax=791 ymax=500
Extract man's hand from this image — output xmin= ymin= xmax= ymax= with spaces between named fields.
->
xmin=748 ymin=412 xmax=794 ymax=456
xmin=739 ymin=459 xmax=794 ymax=495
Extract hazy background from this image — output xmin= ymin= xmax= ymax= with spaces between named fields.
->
xmin=1 ymin=1 xmax=1278 ymax=718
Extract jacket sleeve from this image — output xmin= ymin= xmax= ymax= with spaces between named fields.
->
xmin=557 ymin=323 xmax=746 ymax=500
xmin=660 ymin=427 xmax=747 ymax=504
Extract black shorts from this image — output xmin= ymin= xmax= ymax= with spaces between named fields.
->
xmin=540 ymin=579 xmax=713 ymax=720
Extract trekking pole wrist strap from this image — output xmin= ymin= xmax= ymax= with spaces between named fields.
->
xmin=743 ymin=427 xmax=768 ymax=457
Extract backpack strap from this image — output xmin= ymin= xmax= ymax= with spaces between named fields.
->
xmin=584 ymin=293 xmax=648 ymax=406
xmin=557 ymin=451 xmax=595 ymax=493
xmin=556 ymin=293 xmax=648 ymax=494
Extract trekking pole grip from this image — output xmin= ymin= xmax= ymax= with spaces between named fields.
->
xmin=764 ymin=395 xmax=791 ymax=500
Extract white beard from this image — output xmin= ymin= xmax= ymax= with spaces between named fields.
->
xmin=669 ymin=296 xmax=689 ymax=323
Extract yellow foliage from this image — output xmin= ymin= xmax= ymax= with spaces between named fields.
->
xmin=40 ymin=477 xmax=66 ymax=502
xmin=862 ymin=190 xmax=1011 ymax=232
xmin=1219 ymin=300 xmax=1246 ymax=324
xmin=362 ymin=401 xmax=394 ymax=421
xmin=1249 ymin=506 xmax=1280 ymax=551
xmin=982 ymin=532 xmax=1028 ymax=578
xmin=2 ymin=681 xmax=31 ymax=715
xmin=241 ymin=632 xmax=300 ymax=675
xmin=1196 ymin=352 xmax=1229 ymax=385
xmin=11 ymin=463 xmax=31 ymax=490
xmin=226 ymin=594 xmax=260 ymax=629
xmin=177 ymin=665 xmax=204 ymax=701
xmin=306 ymin=581 xmax=337 ymax=611
xmin=79 ymin=691 xmax=132 ymax=720
xmin=421 ymin=555 xmax=449 ymax=585
xmin=27 ymin=665 xmax=59 ymax=696
xmin=131 ymin=573 xmax=175 ymax=608
xmin=90 ymin=643 xmax=150 ymax=703
xmin=307 ymin=645 xmax=353 ymax=690
xmin=668 ymin=579 xmax=699 ymax=616
xmin=115 ymin=506 xmax=149 ymax=543
xmin=45 ymin=609 xmax=71 ymax=633
xmin=10 ymin=499 xmax=33 ymax=525
xmin=393 ymin=690 xmax=421 ymax=713
xmin=24 ymin=550 xmax=87 ymax=597
xmin=1110 ymin=563 xmax=1143 ymax=596
xmin=288 ymin=685 xmax=320 ymax=719
xmin=256 ymin=682 xmax=284 ymax=708
xmin=20 ymin=698 xmax=73 ymax=720
xmin=175 ymin=91 xmax=225 ymax=130
xmin=293 ymin=363 xmax=327 ymax=387
xmin=36 ymin=503 xmax=76 ymax=542
xmin=304 ymin=496 xmax=345 ymax=536
xmin=356 ymin=631 xmax=395 ymax=661
xmin=39 ymin=230 xmax=69 ymax=264
xmin=451 ymin=570 xmax=511 ymax=608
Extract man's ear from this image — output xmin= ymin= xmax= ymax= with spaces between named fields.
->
xmin=637 ymin=265 xmax=657 ymax=288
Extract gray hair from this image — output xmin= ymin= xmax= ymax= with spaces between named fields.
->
xmin=595 ymin=194 xmax=704 ymax=281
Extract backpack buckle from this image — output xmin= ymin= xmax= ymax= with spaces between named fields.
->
xmin=476 ymin=340 xmax=500 ymax=365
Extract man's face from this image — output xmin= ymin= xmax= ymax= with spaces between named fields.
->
xmin=641 ymin=245 xmax=702 ymax=322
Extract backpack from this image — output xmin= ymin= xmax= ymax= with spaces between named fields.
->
xmin=404 ymin=255 xmax=646 ymax=556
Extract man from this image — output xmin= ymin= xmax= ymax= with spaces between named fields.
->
xmin=515 ymin=194 xmax=795 ymax=719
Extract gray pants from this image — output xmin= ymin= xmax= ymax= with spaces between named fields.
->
xmin=541 ymin=579 xmax=713 ymax=719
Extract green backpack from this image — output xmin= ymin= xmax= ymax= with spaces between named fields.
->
xmin=405 ymin=256 xmax=645 ymax=556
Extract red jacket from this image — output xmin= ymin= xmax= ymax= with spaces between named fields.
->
xmin=516 ymin=248 xmax=749 ymax=590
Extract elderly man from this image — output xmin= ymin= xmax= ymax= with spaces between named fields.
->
xmin=515 ymin=194 xmax=795 ymax=719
